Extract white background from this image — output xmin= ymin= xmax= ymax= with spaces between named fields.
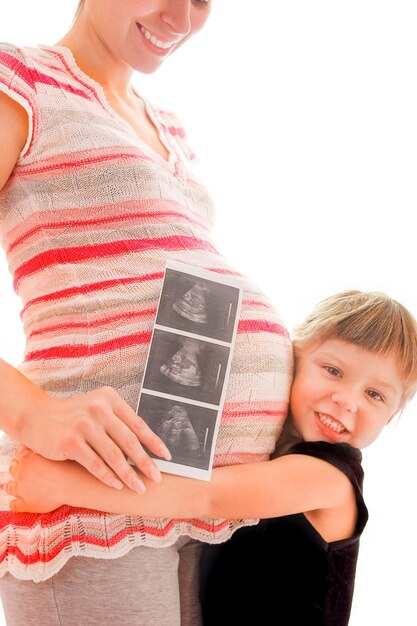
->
xmin=1 ymin=1 xmax=416 ymax=624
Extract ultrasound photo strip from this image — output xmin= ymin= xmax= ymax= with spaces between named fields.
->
xmin=135 ymin=260 xmax=243 ymax=481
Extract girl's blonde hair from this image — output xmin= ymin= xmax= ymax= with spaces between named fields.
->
xmin=292 ymin=290 xmax=417 ymax=406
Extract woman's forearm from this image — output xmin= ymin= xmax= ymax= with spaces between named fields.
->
xmin=0 ymin=358 xmax=47 ymax=441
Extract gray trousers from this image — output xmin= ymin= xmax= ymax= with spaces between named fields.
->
xmin=0 ymin=538 xmax=202 ymax=626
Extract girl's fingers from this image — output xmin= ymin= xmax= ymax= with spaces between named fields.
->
xmin=8 ymin=459 xmax=19 ymax=478
xmin=5 ymin=481 xmax=19 ymax=496
xmin=15 ymin=445 xmax=28 ymax=459
xmin=10 ymin=498 xmax=23 ymax=513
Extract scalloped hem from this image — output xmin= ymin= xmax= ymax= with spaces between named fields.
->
xmin=0 ymin=516 xmax=258 ymax=583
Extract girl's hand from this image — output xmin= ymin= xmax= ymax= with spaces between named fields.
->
xmin=6 ymin=446 xmax=67 ymax=513
xmin=17 ymin=387 xmax=171 ymax=493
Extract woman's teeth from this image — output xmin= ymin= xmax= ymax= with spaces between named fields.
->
xmin=139 ymin=25 xmax=173 ymax=50
xmin=317 ymin=413 xmax=347 ymax=434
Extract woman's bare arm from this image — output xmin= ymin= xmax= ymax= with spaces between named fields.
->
xmin=7 ymin=446 xmax=354 ymax=521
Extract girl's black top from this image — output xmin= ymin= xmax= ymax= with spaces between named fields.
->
xmin=199 ymin=441 xmax=368 ymax=626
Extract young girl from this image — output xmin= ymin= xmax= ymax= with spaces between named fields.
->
xmin=6 ymin=290 xmax=417 ymax=625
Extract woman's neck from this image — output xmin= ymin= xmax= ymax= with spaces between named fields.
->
xmin=55 ymin=21 xmax=134 ymax=99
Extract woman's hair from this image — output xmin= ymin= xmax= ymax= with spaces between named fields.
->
xmin=74 ymin=0 xmax=85 ymax=20
xmin=292 ymin=290 xmax=417 ymax=406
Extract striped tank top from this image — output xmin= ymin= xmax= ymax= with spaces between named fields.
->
xmin=0 ymin=43 xmax=293 ymax=581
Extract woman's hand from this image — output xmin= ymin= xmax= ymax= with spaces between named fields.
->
xmin=6 ymin=446 xmax=68 ymax=513
xmin=17 ymin=387 xmax=171 ymax=493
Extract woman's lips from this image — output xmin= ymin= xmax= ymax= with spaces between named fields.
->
xmin=136 ymin=23 xmax=178 ymax=56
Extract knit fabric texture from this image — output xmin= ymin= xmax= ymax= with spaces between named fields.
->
xmin=0 ymin=43 xmax=293 ymax=582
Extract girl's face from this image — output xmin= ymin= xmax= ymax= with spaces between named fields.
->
xmin=289 ymin=338 xmax=403 ymax=449
xmin=81 ymin=0 xmax=211 ymax=74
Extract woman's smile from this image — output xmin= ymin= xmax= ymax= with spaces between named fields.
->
xmin=136 ymin=23 xmax=179 ymax=55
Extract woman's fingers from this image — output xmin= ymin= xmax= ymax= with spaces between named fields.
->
xmin=71 ymin=439 xmax=125 ymax=491
xmin=134 ymin=414 xmax=172 ymax=461
xmin=107 ymin=424 xmax=163 ymax=485
xmin=110 ymin=392 xmax=171 ymax=461
xmin=105 ymin=391 xmax=173 ymax=483
xmin=18 ymin=387 xmax=171 ymax=490
xmin=72 ymin=439 xmax=146 ymax=494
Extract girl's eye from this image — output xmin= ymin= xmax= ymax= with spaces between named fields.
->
xmin=367 ymin=389 xmax=384 ymax=402
xmin=193 ymin=0 xmax=210 ymax=6
xmin=324 ymin=365 xmax=341 ymax=377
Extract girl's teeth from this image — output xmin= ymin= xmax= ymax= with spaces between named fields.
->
xmin=139 ymin=26 xmax=173 ymax=50
xmin=318 ymin=413 xmax=346 ymax=434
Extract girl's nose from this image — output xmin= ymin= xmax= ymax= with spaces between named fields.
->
xmin=161 ymin=0 xmax=192 ymax=36
xmin=331 ymin=390 xmax=358 ymax=413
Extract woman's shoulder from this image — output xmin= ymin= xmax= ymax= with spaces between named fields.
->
xmin=0 ymin=42 xmax=63 ymax=76
xmin=0 ymin=43 xmax=40 ymax=164
xmin=0 ymin=42 xmax=36 ymax=66
xmin=0 ymin=42 xmax=45 ymax=90
xmin=0 ymin=41 xmax=21 ymax=54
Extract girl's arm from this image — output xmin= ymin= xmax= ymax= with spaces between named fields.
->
xmin=7 ymin=446 xmax=354 ymax=521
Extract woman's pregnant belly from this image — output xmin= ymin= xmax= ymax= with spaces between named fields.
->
xmin=1 ymin=226 xmax=293 ymax=493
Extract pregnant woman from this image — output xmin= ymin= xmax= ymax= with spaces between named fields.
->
xmin=0 ymin=1 xmax=292 ymax=625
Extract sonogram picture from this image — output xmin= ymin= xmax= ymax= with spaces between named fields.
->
xmin=136 ymin=261 xmax=243 ymax=480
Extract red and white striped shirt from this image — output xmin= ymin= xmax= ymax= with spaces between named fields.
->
xmin=0 ymin=43 xmax=293 ymax=581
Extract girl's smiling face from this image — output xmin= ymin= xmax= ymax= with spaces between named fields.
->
xmin=79 ymin=0 xmax=212 ymax=74
xmin=289 ymin=338 xmax=404 ymax=449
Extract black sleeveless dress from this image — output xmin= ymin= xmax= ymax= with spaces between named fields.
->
xmin=199 ymin=441 xmax=369 ymax=626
